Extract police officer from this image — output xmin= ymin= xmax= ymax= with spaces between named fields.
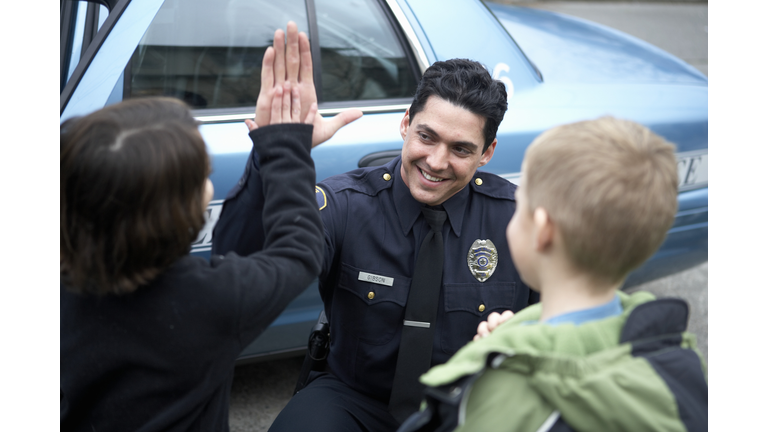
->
xmin=213 ymin=23 xmax=537 ymax=432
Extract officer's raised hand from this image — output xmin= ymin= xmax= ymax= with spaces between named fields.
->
xmin=263 ymin=21 xmax=362 ymax=147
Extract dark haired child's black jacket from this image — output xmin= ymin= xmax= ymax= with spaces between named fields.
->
xmin=60 ymin=124 xmax=323 ymax=432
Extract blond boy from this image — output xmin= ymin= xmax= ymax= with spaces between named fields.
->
xmin=398 ymin=117 xmax=708 ymax=432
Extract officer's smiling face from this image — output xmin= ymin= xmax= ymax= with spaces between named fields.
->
xmin=399 ymin=96 xmax=497 ymax=206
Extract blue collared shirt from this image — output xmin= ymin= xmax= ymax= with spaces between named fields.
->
xmin=545 ymin=294 xmax=623 ymax=326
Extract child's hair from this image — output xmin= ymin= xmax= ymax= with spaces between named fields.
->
xmin=61 ymin=97 xmax=211 ymax=295
xmin=523 ymin=116 xmax=678 ymax=284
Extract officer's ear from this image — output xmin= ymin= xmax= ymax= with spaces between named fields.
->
xmin=400 ymin=109 xmax=410 ymax=140
xmin=478 ymin=139 xmax=497 ymax=167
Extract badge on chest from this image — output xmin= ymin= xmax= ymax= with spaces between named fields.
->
xmin=467 ymin=239 xmax=498 ymax=282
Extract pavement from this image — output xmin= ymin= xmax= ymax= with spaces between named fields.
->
xmin=229 ymin=3 xmax=709 ymax=431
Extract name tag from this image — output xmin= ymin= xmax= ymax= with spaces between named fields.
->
xmin=358 ymin=272 xmax=394 ymax=287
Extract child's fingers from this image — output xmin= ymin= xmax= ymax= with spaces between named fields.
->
xmin=303 ymin=103 xmax=317 ymax=125
xmin=487 ymin=312 xmax=501 ymax=331
xmin=281 ymin=81 xmax=292 ymax=122
xmin=476 ymin=320 xmax=490 ymax=339
xmin=291 ymin=85 xmax=301 ymax=122
xmin=244 ymin=119 xmax=258 ymax=131
xmin=500 ymin=310 xmax=514 ymax=322
xmin=270 ymin=85 xmax=283 ymax=125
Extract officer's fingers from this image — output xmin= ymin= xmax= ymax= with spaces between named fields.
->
xmin=298 ymin=32 xmax=314 ymax=85
xmin=281 ymin=81 xmax=292 ymax=122
xmin=273 ymin=28 xmax=286 ymax=84
xmin=255 ymin=47 xmax=275 ymax=127
xmin=303 ymin=103 xmax=318 ymax=125
xmin=270 ymin=84 xmax=283 ymax=125
xmin=286 ymin=21 xmax=300 ymax=83
xmin=244 ymin=119 xmax=258 ymax=132
xmin=311 ymin=109 xmax=363 ymax=148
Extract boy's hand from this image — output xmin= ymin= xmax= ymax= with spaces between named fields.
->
xmin=473 ymin=310 xmax=514 ymax=341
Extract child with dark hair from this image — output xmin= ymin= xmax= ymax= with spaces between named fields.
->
xmin=60 ymin=37 xmax=355 ymax=431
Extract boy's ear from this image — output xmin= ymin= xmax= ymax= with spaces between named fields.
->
xmin=533 ymin=207 xmax=554 ymax=252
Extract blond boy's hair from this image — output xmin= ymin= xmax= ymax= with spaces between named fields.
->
xmin=524 ymin=116 xmax=678 ymax=284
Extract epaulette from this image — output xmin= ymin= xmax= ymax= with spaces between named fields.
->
xmin=469 ymin=170 xmax=517 ymax=201
xmin=319 ymin=159 xmax=398 ymax=197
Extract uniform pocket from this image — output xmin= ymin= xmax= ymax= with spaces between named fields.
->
xmin=440 ymin=282 xmax=517 ymax=354
xmin=337 ymin=262 xmax=411 ymax=345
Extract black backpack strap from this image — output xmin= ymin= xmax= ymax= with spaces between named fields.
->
xmin=620 ymin=298 xmax=707 ymax=432
xmin=397 ymin=353 xmax=512 ymax=432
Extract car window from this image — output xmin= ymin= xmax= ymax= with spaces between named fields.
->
xmin=61 ymin=1 xmax=109 ymax=92
xmin=315 ymin=0 xmax=418 ymax=103
xmin=126 ymin=0 xmax=309 ymax=110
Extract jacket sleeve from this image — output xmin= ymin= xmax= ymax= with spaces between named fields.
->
xmin=210 ymin=124 xmax=324 ymax=347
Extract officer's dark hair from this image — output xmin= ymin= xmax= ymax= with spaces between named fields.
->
xmin=408 ymin=59 xmax=508 ymax=152
xmin=61 ymin=97 xmax=210 ymax=295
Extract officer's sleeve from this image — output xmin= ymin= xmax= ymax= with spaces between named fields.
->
xmin=212 ymin=145 xmax=338 ymax=277
xmin=211 ymin=147 xmax=267 ymax=257
xmin=314 ymin=182 xmax=344 ymax=284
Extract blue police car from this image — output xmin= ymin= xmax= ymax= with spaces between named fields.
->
xmin=60 ymin=0 xmax=707 ymax=362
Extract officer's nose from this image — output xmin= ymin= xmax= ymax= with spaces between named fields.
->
xmin=425 ymin=144 xmax=450 ymax=173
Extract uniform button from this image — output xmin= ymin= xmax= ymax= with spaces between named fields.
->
xmin=474 ymin=178 xmax=483 ymax=186
xmin=478 ymin=304 xmax=486 ymax=312
xmin=368 ymin=291 xmax=375 ymax=299
xmin=383 ymin=173 xmax=392 ymax=181
xmin=238 ymin=177 xmax=245 ymax=186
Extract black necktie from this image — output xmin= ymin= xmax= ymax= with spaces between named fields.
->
xmin=389 ymin=206 xmax=447 ymax=423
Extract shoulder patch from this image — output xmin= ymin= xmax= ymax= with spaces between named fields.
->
xmin=316 ymin=186 xmax=328 ymax=210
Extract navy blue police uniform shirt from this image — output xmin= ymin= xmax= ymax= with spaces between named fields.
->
xmin=212 ymin=153 xmax=537 ymax=404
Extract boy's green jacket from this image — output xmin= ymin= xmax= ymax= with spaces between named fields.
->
xmin=398 ymin=291 xmax=708 ymax=432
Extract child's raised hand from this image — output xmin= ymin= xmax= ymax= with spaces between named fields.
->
xmin=245 ymin=81 xmax=317 ymax=131
xmin=473 ymin=310 xmax=515 ymax=341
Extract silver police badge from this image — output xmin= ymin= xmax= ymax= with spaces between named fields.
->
xmin=467 ymin=239 xmax=498 ymax=282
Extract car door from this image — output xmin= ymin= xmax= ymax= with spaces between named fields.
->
xmin=60 ymin=0 xmax=437 ymax=361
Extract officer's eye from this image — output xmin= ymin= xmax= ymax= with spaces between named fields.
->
xmin=454 ymin=146 xmax=471 ymax=155
xmin=418 ymin=132 xmax=430 ymax=141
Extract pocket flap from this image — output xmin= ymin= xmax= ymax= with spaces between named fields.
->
xmin=338 ymin=262 xmax=411 ymax=307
